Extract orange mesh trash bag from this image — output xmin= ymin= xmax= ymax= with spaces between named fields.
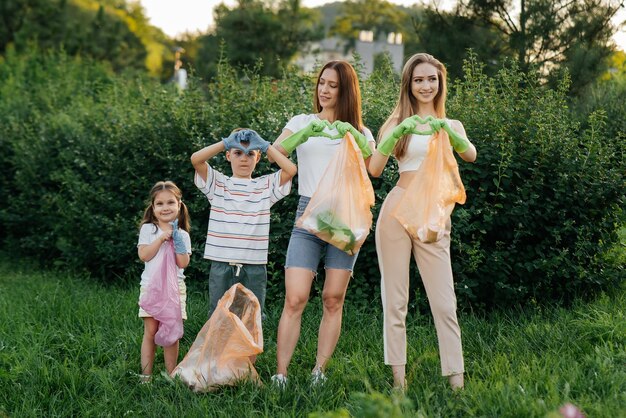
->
xmin=171 ymin=283 xmax=263 ymax=392
xmin=296 ymin=132 xmax=375 ymax=255
xmin=393 ymin=130 xmax=466 ymax=243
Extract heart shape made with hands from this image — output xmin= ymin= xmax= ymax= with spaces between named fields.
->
xmin=320 ymin=116 xmax=452 ymax=140
xmin=317 ymin=120 xmax=365 ymax=140
xmin=316 ymin=120 xmax=344 ymax=140
xmin=225 ymin=129 xmax=270 ymax=154
xmin=399 ymin=115 xmax=464 ymax=142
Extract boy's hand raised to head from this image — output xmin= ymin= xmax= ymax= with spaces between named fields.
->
xmin=240 ymin=129 xmax=270 ymax=153
xmin=222 ymin=131 xmax=248 ymax=152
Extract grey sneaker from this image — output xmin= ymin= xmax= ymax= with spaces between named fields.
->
xmin=311 ymin=368 xmax=327 ymax=386
xmin=271 ymin=373 xmax=288 ymax=389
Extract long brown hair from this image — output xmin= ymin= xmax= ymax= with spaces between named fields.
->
xmin=378 ymin=53 xmax=448 ymax=159
xmin=313 ymin=60 xmax=364 ymax=131
xmin=140 ymin=181 xmax=190 ymax=232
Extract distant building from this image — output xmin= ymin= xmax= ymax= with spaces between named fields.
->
xmin=355 ymin=31 xmax=404 ymax=74
xmin=294 ymin=31 xmax=404 ymax=76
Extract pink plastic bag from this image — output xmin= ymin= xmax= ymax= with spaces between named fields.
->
xmin=393 ymin=130 xmax=466 ymax=243
xmin=171 ymin=283 xmax=263 ymax=392
xmin=296 ymin=132 xmax=375 ymax=254
xmin=138 ymin=241 xmax=183 ymax=347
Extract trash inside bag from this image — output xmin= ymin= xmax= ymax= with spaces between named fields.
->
xmin=171 ymin=283 xmax=263 ymax=392
xmin=393 ymin=130 xmax=466 ymax=243
xmin=138 ymin=241 xmax=183 ymax=347
xmin=296 ymin=132 xmax=375 ymax=254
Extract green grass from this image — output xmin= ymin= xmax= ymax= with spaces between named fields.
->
xmin=0 ymin=261 xmax=624 ymax=417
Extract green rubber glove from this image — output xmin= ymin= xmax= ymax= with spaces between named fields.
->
xmin=280 ymin=120 xmax=334 ymax=154
xmin=377 ymin=117 xmax=419 ymax=156
xmin=428 ymin=118 xmax=446 ymax=134
xmin=333 ymin=121 xmax=372 ymax=158
xmin=441 ymin=121 xmax=470 ymax=153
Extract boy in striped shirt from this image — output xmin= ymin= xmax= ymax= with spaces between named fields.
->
xmin=191 ymin=129 xmax=297 ymax=317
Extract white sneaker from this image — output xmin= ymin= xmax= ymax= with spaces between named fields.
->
xmin=271 ymin=373 xmax=288 ymax=389
xmin=139 ymin=374 xmax=152 ymax=384
xmin=311 ymin=368 xmax=327 ymax=386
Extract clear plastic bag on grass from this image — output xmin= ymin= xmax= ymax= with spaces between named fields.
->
xmin=171 ymin=283 xmax=263 ymax=392
xmin=138 ymin=241 xmax=183 ymax=347
xmin=296 ymin=132 xmax=375 ymax=255
xmin=393 ymin=130 xmax=466 ymax=243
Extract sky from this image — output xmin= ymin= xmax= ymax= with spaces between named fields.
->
xmin=139 ymin=0 xmax=626 ymax=51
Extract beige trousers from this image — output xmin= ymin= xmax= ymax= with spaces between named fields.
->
xmin=376 ymin=186 xmax=464 ymax=376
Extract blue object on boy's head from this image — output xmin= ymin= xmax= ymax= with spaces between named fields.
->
xmin=223 ymin=130 xmax=248 ymax=151
xmin=238 ymin=129 xmax=264 ymax=143
xmin=223 ymin=128 xmax=268 ymax=153
xmin=238 ymin=129 xmax=270 ymax=153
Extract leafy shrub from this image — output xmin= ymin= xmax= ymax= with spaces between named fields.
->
xmin=447 ymin=54 xmax=624 ymax=308
xmin=0 ymin=50 xmax=623 ymax=309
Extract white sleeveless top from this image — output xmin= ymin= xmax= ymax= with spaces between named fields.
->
xmin=396 ymin=133 xmax=431 ymax=173
xmin=396 ymin=120 xmax=453 ymax=172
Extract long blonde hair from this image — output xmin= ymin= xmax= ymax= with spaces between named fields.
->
xmin=140 ymin=181 xmax=190 ymax=232
xmin=378 ymin=53 xmax=448 ymax=159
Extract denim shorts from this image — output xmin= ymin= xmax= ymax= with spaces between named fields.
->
xmin=284 ymin=196 xmax=359 ymax=272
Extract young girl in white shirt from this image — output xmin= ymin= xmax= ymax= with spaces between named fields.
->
xmin=137 ymin=181 xmax=191 ymax=383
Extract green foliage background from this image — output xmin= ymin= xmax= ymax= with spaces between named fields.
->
xmin=0 ymin=49 xmax=623 ymax=310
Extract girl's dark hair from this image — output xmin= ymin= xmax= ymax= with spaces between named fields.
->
xmin=313 ymin=60 xmax=364 ymax=131
xmin=140 ymin=181 xmax=190 ymax=232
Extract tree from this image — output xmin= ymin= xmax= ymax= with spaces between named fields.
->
xmin=457 ymin=0 xmax=625 ymax=93
xmin=0 ymin=0 xmax=148 ymax=72
xmin=408 ymin=6 xmax=508 ymax=80
xmin=331 ymin=0 xmax=406 ymax=47
xmin=208 ymin=0 xmax=323 ymax=78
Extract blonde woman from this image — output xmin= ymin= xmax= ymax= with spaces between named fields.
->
xmin=369 ymin=53 xmax=477 ymax=390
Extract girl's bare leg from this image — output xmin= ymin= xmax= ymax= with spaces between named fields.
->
xmin=140 ymin=317 xmax=158 ymax=379
xmin=163 ymin=341 xmax=180 ymax=374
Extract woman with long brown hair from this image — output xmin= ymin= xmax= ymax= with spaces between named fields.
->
xmin=270 ymin=60 xmax=375 ymax=386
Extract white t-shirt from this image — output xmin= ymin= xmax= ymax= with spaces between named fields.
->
xmin=284 ymin=113 xmax=375 ymax=197
xmin=194 ymin=163 xmax=291 ymax=264
xmin=137 ymin=223 xmax=191 ymax=287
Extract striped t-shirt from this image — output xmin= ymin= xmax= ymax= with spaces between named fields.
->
xmin=194 ymin=163 xmax=291 ymax=264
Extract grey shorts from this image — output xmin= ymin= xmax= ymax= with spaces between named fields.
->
xmin=284 ymin=196 xmax=359 ymax=272
xmin=208 ymin=261 xmax=267 ymax=318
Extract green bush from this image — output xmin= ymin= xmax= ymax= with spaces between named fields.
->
xmin=572 ymin=76 xmax=626 ymax=143
xmin=447 ymin=55 xmax=624 ymax=308
xmin=0 ymin=50 xmax=623 ymax=309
